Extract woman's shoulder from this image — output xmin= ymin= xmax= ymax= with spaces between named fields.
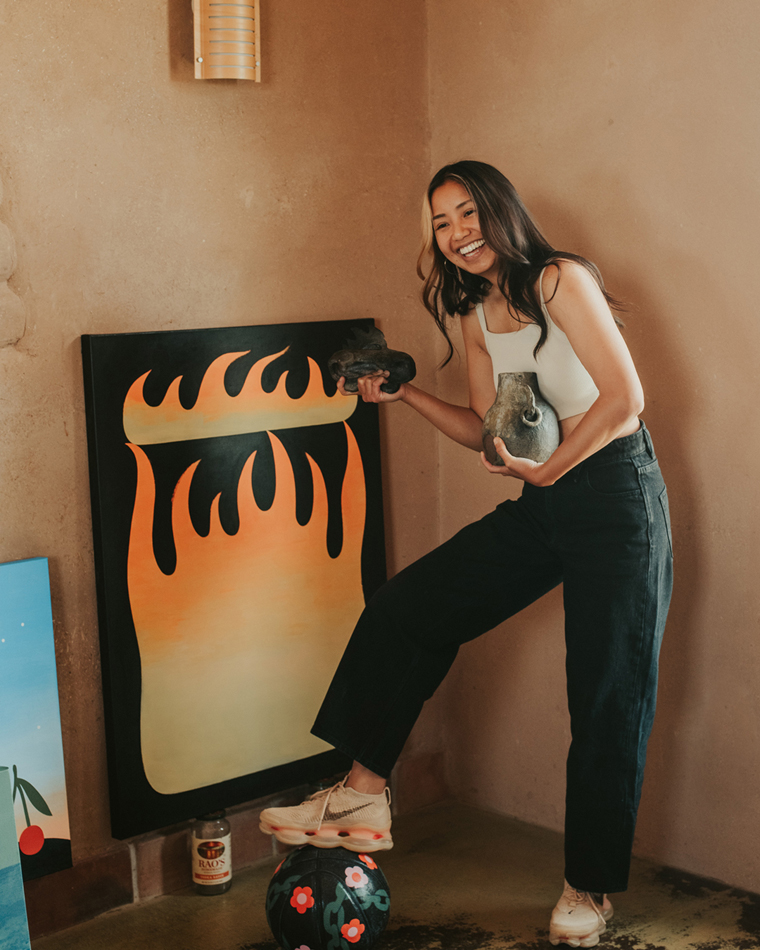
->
xmin=536 ymin=257 xmax=598 ymax=301
xmin=536 ymin=258 xmax=602 ymax=309
xmin=461 ymin=299 xmax=484 ymax=323
xmin=460 ymin=301 xmax=489 ymax=349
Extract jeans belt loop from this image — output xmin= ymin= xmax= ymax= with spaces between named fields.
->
xmin=641 ymin=422 xmax=655 ymax=460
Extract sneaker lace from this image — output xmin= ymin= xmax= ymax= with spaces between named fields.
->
xmin=564 ymin=886 xmax=605 ymax=920
xmin=307 ymin=780 xmax=345 ymax=830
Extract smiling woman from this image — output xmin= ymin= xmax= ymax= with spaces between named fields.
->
xmin=260 ymin=160 xmax=673 ymax=950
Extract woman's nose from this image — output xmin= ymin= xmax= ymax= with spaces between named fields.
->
xmin=452 ymin=219 xmax=468 ymax=240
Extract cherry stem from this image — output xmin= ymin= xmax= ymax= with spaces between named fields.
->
xmin=12 ymin=766 xmax=31 ymax=828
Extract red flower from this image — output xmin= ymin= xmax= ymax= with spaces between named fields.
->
xmin=358 ymin=854 xmax=377 ymax=869
xmin=341 ymin=919 xmax=365 ymax=943
xmin=290 ymin=886 xmax=315 ymax=914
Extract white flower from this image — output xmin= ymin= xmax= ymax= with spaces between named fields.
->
xmin=344 ymin=866 xmax=369 ymax=889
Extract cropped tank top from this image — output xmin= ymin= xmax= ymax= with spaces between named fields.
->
xmin=475 ymin=268 xmax=599 ymax=420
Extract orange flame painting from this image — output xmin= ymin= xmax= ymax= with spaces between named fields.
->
xmin=127 ymin=426 xmax=366 ymax=793
xmin=82 ymin=321 xmax=386 ymax=837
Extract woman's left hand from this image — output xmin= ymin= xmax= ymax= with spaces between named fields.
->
xmin=480 ymin=437 xmax=551 ymax=486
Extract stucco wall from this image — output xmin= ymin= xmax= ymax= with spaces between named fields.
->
xmin=0 ymin=0 xmax=434 ymax=869
xmin=2 ymin=0 xmax=759 ymax=917
xmin=428 ymin=0 xmax=760 ymax=893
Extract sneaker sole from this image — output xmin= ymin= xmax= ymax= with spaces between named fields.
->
xmin=259 ymin=821 xmax=393 ymax=852
xmin=549 ymin=920 xmax=606 ymax=948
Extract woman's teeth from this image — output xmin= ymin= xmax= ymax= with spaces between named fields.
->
xmin=459 ymin=240 xmax=485 ymax=257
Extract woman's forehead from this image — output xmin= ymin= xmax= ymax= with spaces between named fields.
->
xmin=431 ymin=180 xmax=473 ymax=216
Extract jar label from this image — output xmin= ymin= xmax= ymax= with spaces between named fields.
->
xmin=192 ymin=832 xmax=232 ymax=884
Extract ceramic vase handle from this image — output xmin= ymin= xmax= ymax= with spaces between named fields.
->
xmin=519 ymin=383 xmax=543 ymax=427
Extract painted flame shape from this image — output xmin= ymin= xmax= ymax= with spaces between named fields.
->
xmin=123 ymin=348 xmax=357 ymax=445
xmin=127 ymin=424 xmax=367 ymax=794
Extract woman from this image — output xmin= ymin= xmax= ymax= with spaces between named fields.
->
xmin=260 ymin=161 xmax=673 ymax=948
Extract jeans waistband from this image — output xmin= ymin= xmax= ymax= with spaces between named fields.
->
xmin=577 ymin=421 xmax=654 ymax=469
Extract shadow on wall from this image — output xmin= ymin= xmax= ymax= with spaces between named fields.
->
xmin=168 ymin=0 xmax=195 ymax=82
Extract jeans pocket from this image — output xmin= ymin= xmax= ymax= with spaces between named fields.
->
xmin=585 ymin=458 xmax=641 ymax=497
xmin=658 ymin=488 xmax=673 ymax=558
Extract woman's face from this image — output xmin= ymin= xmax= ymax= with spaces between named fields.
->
xmin=430 ymin=180 xmax=499 ymax=282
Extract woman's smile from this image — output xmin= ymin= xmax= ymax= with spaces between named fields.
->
xmin=458 ymin=238 xmax=486 ymax=259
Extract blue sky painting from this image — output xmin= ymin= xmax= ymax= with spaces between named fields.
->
xmin=0 ymin=558 xmax=71 ymax=880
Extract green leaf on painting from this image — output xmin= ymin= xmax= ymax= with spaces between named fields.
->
xmin=16 ymin=777 xmax=52 ymax=817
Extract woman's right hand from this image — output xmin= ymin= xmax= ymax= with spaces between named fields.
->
xmin=338 ymin=374 xmax=406 ymax=404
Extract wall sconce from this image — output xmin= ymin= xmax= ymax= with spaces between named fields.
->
xmin=193 ymin=0 xmax=261 ymax=81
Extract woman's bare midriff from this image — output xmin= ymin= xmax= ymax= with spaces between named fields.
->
xmin=559 ymin=411 xmax=641 ymax=443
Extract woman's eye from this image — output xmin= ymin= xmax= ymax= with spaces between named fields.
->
xmin=435 ymin=221 xmax=448 ymax=231
xmin=464 ymin=209 xmax=475 ymax=217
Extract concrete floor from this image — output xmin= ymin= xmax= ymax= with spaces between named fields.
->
xmin=33 ymin=802 xmax=760 ymax=950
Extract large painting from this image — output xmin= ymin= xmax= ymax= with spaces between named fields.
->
xmin=0 ymin=558 xmax=72 ymax=883
xmin=82 ymin=320 xmax=386 ymax=838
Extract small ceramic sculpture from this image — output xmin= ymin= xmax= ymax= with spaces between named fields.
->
xmin=482 ymin=372 xmax=559 ymax=465
xmin=329 ymin=328 xmax=416 ymax=395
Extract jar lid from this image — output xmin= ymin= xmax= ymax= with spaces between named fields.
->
xmin=197 ymin=810 xmax=226 ymax=820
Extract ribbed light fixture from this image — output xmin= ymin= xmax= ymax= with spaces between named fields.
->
xmin=193 ymin=0 xmax=261 ymax=81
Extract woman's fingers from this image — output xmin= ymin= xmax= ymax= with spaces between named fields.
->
xmin=480 ymin=451 xmax=510 ymax=476
xmin=492 ymin=436 xmax=514 ymax=466
xmin=337 ymin=371 xmax=403 ymax=404
xmin=337 ymin=374 xmax=388 ymax=400
xmin=482 ymin=438 xmax=544 ymax=484
xmin=357 ymin=372 xmax=393 ymax=403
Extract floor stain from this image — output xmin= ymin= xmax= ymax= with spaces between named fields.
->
xmin=737 ymin=890 xmax=760 ymax=936
xmin=655 ymin=866 xmax=730 ymax=900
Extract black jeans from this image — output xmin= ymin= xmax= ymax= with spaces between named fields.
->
xmin=312 ymin=422 xmax=673 ymax=893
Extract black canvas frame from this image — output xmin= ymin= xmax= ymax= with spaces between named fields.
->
xmin=82 ymin=319 xmax=386 ymax=838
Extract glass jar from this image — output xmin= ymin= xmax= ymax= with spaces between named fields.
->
xmin=191 ymin=810 xmax=232 ymax=895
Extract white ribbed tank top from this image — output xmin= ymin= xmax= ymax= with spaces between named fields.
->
xmin=475 ymin=269 xmax=599 ymax=420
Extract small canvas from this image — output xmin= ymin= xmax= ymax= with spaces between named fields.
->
xmin=0 ymin=558 xmax=72 ymax=881
xmin=0 ymin=767 xmax=32 ymax=950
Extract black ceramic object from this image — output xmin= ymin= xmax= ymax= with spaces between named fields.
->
xmin=266 ymin=845 xmax=391 ymax=950
xmin=329 ymin=328 xmax=416 ymax=395
xmin=482 ymin=372 xmax=560 ymax=465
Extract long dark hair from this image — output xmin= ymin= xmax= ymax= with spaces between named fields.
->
xmin=417 ymin=160 xmax=623 ymax=365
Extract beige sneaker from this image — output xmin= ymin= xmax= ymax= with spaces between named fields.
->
xmin=549 ymin=880 xmax=614 ymax=948
xmin=259 ymin=779 xmax=393 ymax=852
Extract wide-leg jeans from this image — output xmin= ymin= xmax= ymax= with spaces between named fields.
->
xmin=312 ymin=422 xmax=673 ymax=893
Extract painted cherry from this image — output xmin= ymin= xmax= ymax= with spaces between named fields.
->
xmin=12 ymin=765 xmax=52 ymax=857
xmin=19 ymin=824 xmax=45 ymax=855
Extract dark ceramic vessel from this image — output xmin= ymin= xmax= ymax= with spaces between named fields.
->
xmin=329 ymin=328 xmax=416 ymax=395
xmin=482 ymin=372 xmax=560 ymax=465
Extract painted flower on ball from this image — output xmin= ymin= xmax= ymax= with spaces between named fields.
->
xmin=341 ymin=919 xmax=365 ymax=943
xmin=358 ymin=854 xmax=377 ymax=869
xmin=290 ymin=886 xmax=315 ymax=914
xmin=295 ymin=946 xmax=312 ymax=950
xmin=344 ymin=866 xmax=369 ymax=889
